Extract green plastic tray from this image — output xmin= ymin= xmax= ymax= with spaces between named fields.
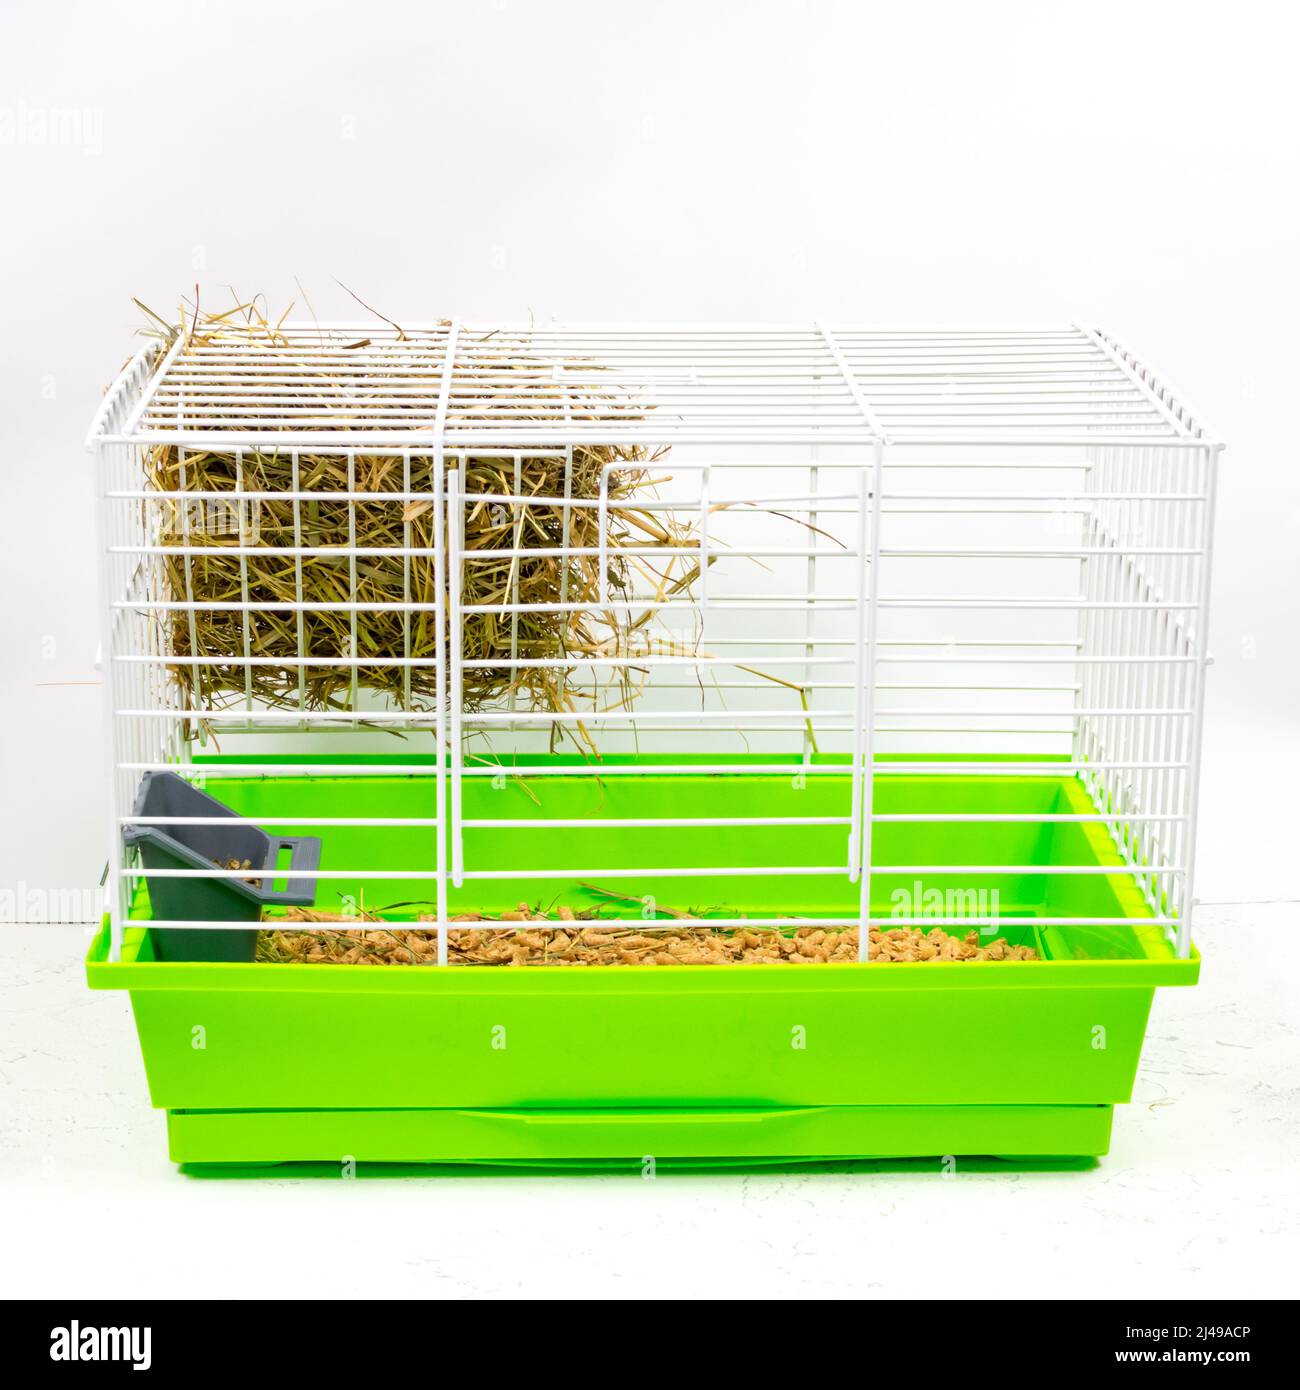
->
xmin=88 ymin=757 xmax=1198 ymax=1169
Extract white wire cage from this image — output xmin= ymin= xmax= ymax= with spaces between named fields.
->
xmin=88 ymin=321 xmax=1219 ymax=965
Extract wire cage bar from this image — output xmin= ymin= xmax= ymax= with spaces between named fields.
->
xmin=89 ymin=322 xmax=1218 ymax=965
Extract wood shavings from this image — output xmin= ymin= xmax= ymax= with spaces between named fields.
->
xmin=257 ymin=907 xmax=1039 ymax=966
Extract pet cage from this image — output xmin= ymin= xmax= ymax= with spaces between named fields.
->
xmin=86 ymin=318 xmax=1218 ymax=1169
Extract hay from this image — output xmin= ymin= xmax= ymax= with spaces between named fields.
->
xmin=138 ymin=297 xmax=693 ymax=731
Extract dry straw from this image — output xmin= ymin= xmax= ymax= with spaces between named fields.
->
xmin=137 ymin=296 xmax=695 ymax=740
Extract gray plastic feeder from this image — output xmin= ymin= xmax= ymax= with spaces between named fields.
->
xmin=124 ymin=771 xmax=322 ymax=962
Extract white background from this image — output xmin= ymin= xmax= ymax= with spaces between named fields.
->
xmin=1 ymin=0 xmax=1296 ymax=1301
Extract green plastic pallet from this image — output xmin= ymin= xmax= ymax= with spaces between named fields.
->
xmin=87 ymin=757 xmax=1198 ymax=1169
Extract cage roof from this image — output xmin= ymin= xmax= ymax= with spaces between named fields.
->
xmin=91 ymin=322 xmax=1215 ymax=449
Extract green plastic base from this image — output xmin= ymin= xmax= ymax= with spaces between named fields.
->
xmin=166 ymin=1103 xmax=1115 ymax=1166
xmin=90 ymin=759 xmax=1199 ymax=1171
